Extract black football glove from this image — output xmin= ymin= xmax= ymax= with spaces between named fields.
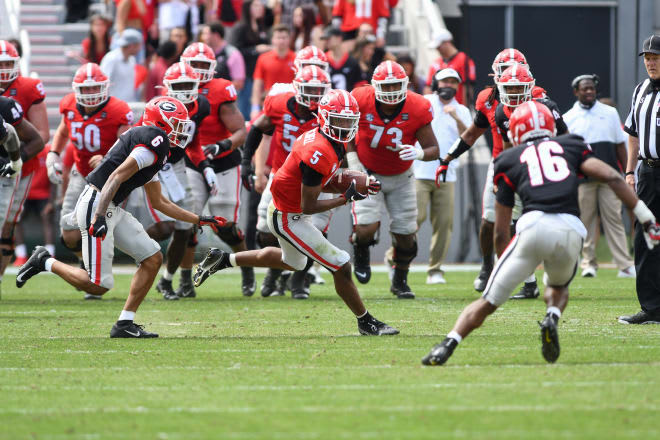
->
xmin=203 ymin=139 xmax=233 ymax=160
xmin=240 ymin=162 xmax=255 ymax=191
xmin=198 ymin=215 xmax=227 ymax=233
xmin=0 ymin=157 xmax=21 ymax=177
xmin=342 ymin=180 xmax=367 ymax=203
xmin=89 ymin=216 xmax=108 ymax=240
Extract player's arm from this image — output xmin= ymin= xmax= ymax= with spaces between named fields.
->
xmin=615 ymin=141 xmax=627 ymax=174
xmin=1 ymin=123 xmax=20 ymax=161
xmin=50 ymin=117 xmax=70 ymax=154
xmin=27 ymin=101 xmax=50 ymax=143
xmin=254 ymin=134 xmax=271 ymax=193
xmin=144 ymin=179 xmax=201 ymax=224
xmin=414 ymin=123 xmax=440 ymax=160
xmin=581 ymin=157 xmax=642 ymax=212
xmin=250 ymin=79 xmax=265 ymax=118
xmin=493 ymin=175 xmax=515 ymax=256
xmin=45 ymin=117 xmax=70 ymax=183
xmin=299 ymin=163 xmax=349 ymax=215
xmin=625 ymin=135 xmax=639 ymax=189
xmin=345 ymin=139 xmax=368 ymax=173
xmin=219 ymin=102 xmax=247 ymax=150
xmin=442 ymin=123 xmax=487 ymax=162
xmin=243 ymin=114 xmax=274 ymax=164
xmin=92 ymin=156 xmax=139 ymax=223
xmin=15 ymin=117 xmax=45 ymax=163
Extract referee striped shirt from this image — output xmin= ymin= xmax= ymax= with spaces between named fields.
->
xmin=624 ymin=79 xmax=660 ymax=158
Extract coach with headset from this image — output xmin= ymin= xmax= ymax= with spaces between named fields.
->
xmin=621 ymin=35 xmax=660 ymax=324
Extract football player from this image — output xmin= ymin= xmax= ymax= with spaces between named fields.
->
xmin=347 ymin=60 xmax=439 ymax=299
xmin=241 ymin=65 xmax=330 ymax=299
xmin=0 ymin=40 xmax=49 ymax=286
xmin=422 ymin=101 xmax=660 ymax=366
xmin=193 ymin=89 xmax=398 ymax=335
xmin=16 ymin=97 xmax=225 ymax=338
xmin=178 ymin=43 xmax=251 ymax=297
xmin=46 ymin=63 xmax=133 ymax=294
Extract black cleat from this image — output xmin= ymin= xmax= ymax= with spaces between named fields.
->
xmin=176 ymin=278 xmax=196 ymax=298
xmin=539 ymin=314 xmax=560 ymax=363
xmin=16 ymin=246 xmax=50 ymax=288
xmin=261 ymin=268 xmax=283 ymax=297
xmin=241 ymin=267 xmax=256 ymax=296
xmin=473 ymin=264 xmax=492 ymax=292
xmin=390 ymin=268 xmax=415 ymax=299
xmin=84 ymin=293 xmax=103 ymax=300
xmin=357 ymin=314 xmax=399 ymax=336
xmin=353 ymin=244 xmax=371 ymax=284
xmin=156 ymin=278 xmax=179 ymax=300
xmin=110 ymin=321 xmax=158 ymax=338
xmin=290 ymin=270 xmax=310 ymax=299
xmin=422 ymin=337 xmax=458 ymax=366
xmin=193 ymin=248 xmax=231 ymax=287
xmin=511 ymin=281 xmax=540 ymax=299
xmin=617 ymin=310 xmax=660 ymax=325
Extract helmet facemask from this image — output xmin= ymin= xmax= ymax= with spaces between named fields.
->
xmin=372 ymin=77 xmax=409 ymax=104
xmin=165 ymin=79 xmax=199 ymax=104
xmin=73 ymin=81 xmax=109 ymax=107
xmin=319 ymin=109 xmax=360 ymax=143
xmin=184 ymin=59 xmax=216 ymax=83
xmin=294 ymin=81 xmax=330 ymax=110
xmin=0 ymin=58 xmax=19 ymax=83
xmin=498 ymin=81 xmax=534 ymax=107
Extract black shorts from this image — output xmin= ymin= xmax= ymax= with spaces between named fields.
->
xmin=22 ymin=198 xmax=49 ymax=217
xmin=342 ymin=29 xmax=358 ymax=41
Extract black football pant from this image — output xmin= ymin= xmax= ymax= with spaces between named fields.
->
xmin=634 ymin=163 xmax=660 ymax=314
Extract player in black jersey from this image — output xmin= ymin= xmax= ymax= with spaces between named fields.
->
xmin=423 ymin=101 xmax=660 ymax=366
xmin=16 ymin=97 xmax=225 ymax=338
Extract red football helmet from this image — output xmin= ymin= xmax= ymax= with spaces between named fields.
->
xmin=371 ymin=60 xmax=409 ymax=104
xmin=497 ymin=63 xmax=535 ymax=107
xmin=163 ymin=61 xmax=200 ymax=105
xmin=142 ymin=96 xmax=193 ymax=148
xmin=72 ymin=63 xmax=109 ymax=107
xmin=293 ymin=65 xmax=331 ymax=110
xmin=181 ymin=43 xmax=217 ymax=83
xmin=318 ymin=89 xmax=360 ymax=143
xmin=0 ymin=40 xmax=20 ymax=83
xmin=491 ymin=48 xmax=527 ymax=81
xmin=508 ymin=100 xmax=556 ymax=145
xmin=294 ymin=46 xmax=329 ymax=73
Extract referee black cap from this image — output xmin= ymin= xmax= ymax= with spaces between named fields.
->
xmin=639 ymin=35 xmax=660 ymax=56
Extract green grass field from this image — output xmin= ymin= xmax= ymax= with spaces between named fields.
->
xmin=1 ymin=267 xmax=659 ymax=440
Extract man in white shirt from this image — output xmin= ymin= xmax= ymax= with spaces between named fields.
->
xmin=414 ymin=68 xmax=471 ymax=284
xmin=100 ymin=29 xmax=143 ymax=103
xmin=564 ymin=74 xmax=634 ymax=278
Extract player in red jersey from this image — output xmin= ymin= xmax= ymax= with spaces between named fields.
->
xmin=0 ymin=40 xmax=48 ymax=282
xmin=241 ymin=65 xmax=330 ymax=298
xmin=46 ymin=63 xmax=132 ymax=279
xmin=347 ymin=61 xmax=439 ymax=299
xmin=331 ymin=0 xmax=389 ymax=47
xmin=194 ymin=89 xmax=399 ymax=335
xmin=179 ymin=42 xmax=252 ymax=296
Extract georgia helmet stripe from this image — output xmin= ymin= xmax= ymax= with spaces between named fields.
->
xmin=529 ymin=101 xmax=540 ymax=130
xmin=0 ymin=40 xmax=5 ymax=55
xmin=179 ymin=60 xmax=187 ymax=77
xmin=311 ymin=65 xmax=318 ymax=80
xmin=341 ymin=90 xmax=350 ymax=112
xmin=509 ymin=48 xmax=514 ymax=61
xmin=311 ymin=46 xmax=318 ymax=57
xmin=511 ymin=63 xmax=518 ymax=80
xmin=386 ymin=60 xmax=393 ymax=77
xmin=86 ymin=62 xmax=93 ymax=80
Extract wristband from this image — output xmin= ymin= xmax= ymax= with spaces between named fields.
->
xmin=625 ymin=171 xmax=635 ymax=176
xmin=48 ymin=150 xmax=59 ymax=156
xmin=447 ymin=137 xmax=472 ymax=159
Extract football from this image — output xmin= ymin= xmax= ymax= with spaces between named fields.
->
xmin=323 ymin=169 xmax=369 ymax=194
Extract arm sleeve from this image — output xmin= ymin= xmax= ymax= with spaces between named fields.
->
xmin=185 ymin=136 xmax=206 ymax=167
xmin=129 ymin=146 xmax=157 ymax=169
xmin=299 ymin=162 xmax=324 ymax=186
xmin=473 ymin=110 xmax=490 ymax=129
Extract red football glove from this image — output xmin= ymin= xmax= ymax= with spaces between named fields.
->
xmin=198 ymin=215 xmax=227 ymax=233
xmin=435 ymin=159 xmax=450 ymax=187
xmin=89 ymin=216 xmax=108 ymax=240
xmin=367 ymin=175 xmax=381 ymax=195
xmin=643 ymin=221 xmax=660 ymax=249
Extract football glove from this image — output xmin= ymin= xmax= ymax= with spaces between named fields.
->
xmin=398 ymin=144 xmax=424 ymax=161
xmin=203 ymin=139 xmax=232 ymax=160
xmin=342 ymin=180 xmax=367 ymax=203
xmin=46 ymin=151 xmax=63 ymax=184
xmin=0 ymin=157 xmax=21 ymax=178
xmin=198 ymin=215 xmax=227 ymax=233
xmin=367 ymin=175 xmax=381 ymax=195
xmin=435 ymin=159 xmax=450 ymax=186
xmin=643 ymin=222 xmax=660 ymax=250
xmin=89 ymin=216 xmax=108 ymax=240
xmin=202 ymin=167 xmax=219 ymax=196
xmin=240 ymin=162 xmax=255 ymax=191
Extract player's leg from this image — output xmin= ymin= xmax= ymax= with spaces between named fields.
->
xmin=256 ymin=174 xmax=285 ymax=297
xmin=510 ymin=193 xmax=540 ymax=299
xmin=350 ymin=179 xmax=385 ymax=284
xmin=578 ymin=181 xmax=599 ymax=276
xmin=12 ymin=222 xmax=26 ymax=266
xmin=0 ymin=173 xmax=33 ymax=285
xmin=0 ymin=174 xmax=18 ymax=296
xmin=475 ymin=161 xmax=496 ymax=292
xmin=60 ymin=167 xmax=88 ymax=259
xmin=38 ymin=199 xmax=55 ymax=257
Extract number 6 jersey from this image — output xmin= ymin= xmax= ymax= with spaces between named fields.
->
xmin=59 ymin=93 xmax=133 ymax=177
xmin=493 ymin=134 xmax=594 ymax=217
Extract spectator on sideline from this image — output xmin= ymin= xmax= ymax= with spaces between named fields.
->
xmin=332 ymin=0 xmax=389 ymax=51
xmin=115 ymin=0 xmax=148 ymax=34
xmin=71 ymin=14 xmax=113 ymax=64
xmin=353 ymin=35 xmax=377 ymax=80
xmin=144 ymin=41 xmax=179 ymax=101
xmin=250 ymin=24 xmax=295 ymax=119
xmin=274 ymin=0 xmax=328 ymax=29
xmin=414 ymin=68 xmax=470 ymax=284
xmin=169 ymin=26 xmax=190 ymax=58
xmin=322 ymin=26 xmax=365 ymax=91
xmin=424 ymin=28 xmax=476 ymax=106
xmin=200 ymin=22 xmax=246 ymax=92
xmin=356 ymin=22 xmax=393 ymax=71
xmin=563 ymin=74 xmax=634 ymax=278
xmin=397 ymin=54 xmax=425 ymax=94
xmin=291 ymin=5 xmax=319 ymax=51
xmin=100 ymin=29 xmax=144 ymax=102
xmin=230 ymin=0 xmax=274 ymax=119
xmin=157 ymin=0 xmax=191 ymax=44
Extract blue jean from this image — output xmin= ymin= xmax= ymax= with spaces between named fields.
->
xmin=238 ymin=77 xmax=253 ymax=120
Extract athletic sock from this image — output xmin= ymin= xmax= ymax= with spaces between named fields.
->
xmin=546 ymin=306 xmax=561 ymax=323
xmin=44 ymin=258 xmax=55 ymax=273
xmin=525 ymin=274 xmax=536 ymax=284
xmin=447 ymin=330 xmax=463 ymax=344
xmin=180 ymin=269 xmax=192 ymax=282
xmin=162 ymin=270 xmax=174 ymax=281
xmin=228 ymin=253 xmax=236 ymax=267
xmin=356 ymin=310 xmax=371 ymax=320
xmin=118 ymin=310 xmax=135 ymax=322
xmin=14 ymin=244 xmax=26 ymax=259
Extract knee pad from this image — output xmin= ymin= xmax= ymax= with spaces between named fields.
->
xmin=350 ymin=227 xmax=379 ymax=247
xmin=60 ymin=235 xmax=83 ymax=252
xmin=0 ymin=237 xmax=14 ymax=256
xmin=216 ymin=223 xmax=245 ymax=246
xmin=187 ymin=231 xmax=198 ymax=248
xmin=256 ymin=231 xmax=279 ymax=248
xmin=392 ymin=237 xmax=418 ymax=266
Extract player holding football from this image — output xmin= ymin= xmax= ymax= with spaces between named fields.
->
xmin=46 ymin=63 xmax=133 ymax=290
xmin=177 ymin=43 xmax=250 ymax=298
xmin=16 ymin=97 xmax=226 ymax=337
xmin=194 ymin=89 xmax=399 ymax=336
xmin=347 ymin=60 xmax=439 ymax=299
xmin=241 ymin=65 xmax=330 ymax=299
xmin=422 ymin=101 xmax=660 ymax=365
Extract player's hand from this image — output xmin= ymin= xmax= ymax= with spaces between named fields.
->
xmin=88 ymin=154 xmax=103 ymax=169
xmin=643 ymin=221 xmax=660 ymax=249
xmin=203 ymin=139 xmax=232 ymax=160
xmin=398 ymin=144 xmax=424 ymax=161
xmin=625 ymin=173 xmax=635 ymax=190
xmin=240 ymin=162 xmax=255 ymax=191
xmin=202 ymin=167 xmax=218 ymax=196
xmin=342 ymin=180 xmax=367 ymax=203
xmin=89 ymin=216 xmax=108 ymax=240
xmin=0 ymin=157 xmax=21 ymax=178
xmin=435 ymin=159 xmax=450 ymax=186
xmin=198 ymin=215 xmax=226 ymax=233
xmin=367 ymin=175 xmax=381 ymax=195
xmin=46 ymin=151 xmax=63 ymax=184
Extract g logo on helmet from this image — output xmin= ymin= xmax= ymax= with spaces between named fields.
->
xmin=319 ymin=94 xmax=330 ymax=106
xmin=159 ymin=101 xmax=178 ymax=112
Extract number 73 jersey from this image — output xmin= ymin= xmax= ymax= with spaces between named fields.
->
xmin=493 ymin=134 xmax=594 ymax=218
xmin=59 ymin=93 xmax=133 ymax=177
xmin=351 ymin=86 xmax=433 ymax=176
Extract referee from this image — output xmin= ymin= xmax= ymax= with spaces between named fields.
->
xmin=622 ymin=35 xmax=660 ymax=324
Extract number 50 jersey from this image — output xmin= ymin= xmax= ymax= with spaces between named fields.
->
xmin=59 ymin=93 xmax=133 ymax=177
xmin=493 ymin=134 xmax=594 ymax=217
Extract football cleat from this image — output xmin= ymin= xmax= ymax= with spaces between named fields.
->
xmin=422 ymin=337 xmax=458 ymax=366
xmin=539 ymin=314 xmax=560 ymax=363
xmin=15 ymin=246 xmax=50 ymax=288
xmin=511 ymin=281 xmax=540 ymax=299
xmin=261 ymin=268 xmax=283 ymax=297
xmin=357 ymin=315 xmax=399 ymax=336
xmin=156 ymin=278 xmax=179 ymax=300
xmin=307 ymin=265 xmax=325 ymax=284
xmin=175 ymin=278 xmax=197 ymax=298
xmin=353 ymin=244 xmax=371 ymax=284
xmin=241 ymin=267 xmax=256 ymax=297
xmin=277 ymin=271 xmax=291 ymax=295
xmin=84 ymin=293 xmax=103 ymax=300
xmin=391 ymin=269 xmax=415 ymax=299
xmin=617 ymin=310 xmax=660 ymax=325
xmin=193 ymin=248 xmax=231 ymax=287
xmin=110 ymin=321 xmax=158 ymax=338
xmin=473 ymin=264 xmax=492 ymax=292
xmin=290 ymin=270 xmax=310 ymax=299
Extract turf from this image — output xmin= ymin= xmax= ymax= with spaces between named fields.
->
xmin=1 ymin=268 xmax=659 ymax=440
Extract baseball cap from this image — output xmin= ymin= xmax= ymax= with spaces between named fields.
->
xmin=116 ymin=29 xmax=143 ymax=48
xmin=639 ymin=34 xmax=660 ymax=56
xmin=321 ymin=27 xmax=342 ymax=40
xmin=427 ymin=29 xmax=453 ymax=49
xmin=434 ymin=68 xmax=462 ymax=82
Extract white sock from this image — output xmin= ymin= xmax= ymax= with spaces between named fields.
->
xmin=118 ymin=310 xmax=135 ymax=322
xmin=45 ymin=244 xmax=55 ymax=256
xmin=14 ymin=244 xmax=26 ymax=258
xmin=163 ymin=270 xmax=174 ymax=281
xmin=356 ymin=310 xmax=368 ymax=319
xmin=447 ymin=330 xmax=463 ymax=344
xmin=44 ymin=258 xmax=56 ymax=273
xmin=546 ymin=306 xmax=561 ymax=320
xmin=229 ymin=253 xmax=236 ymax=267
xmin=525 ymin=274 xmax=536 ymax=284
